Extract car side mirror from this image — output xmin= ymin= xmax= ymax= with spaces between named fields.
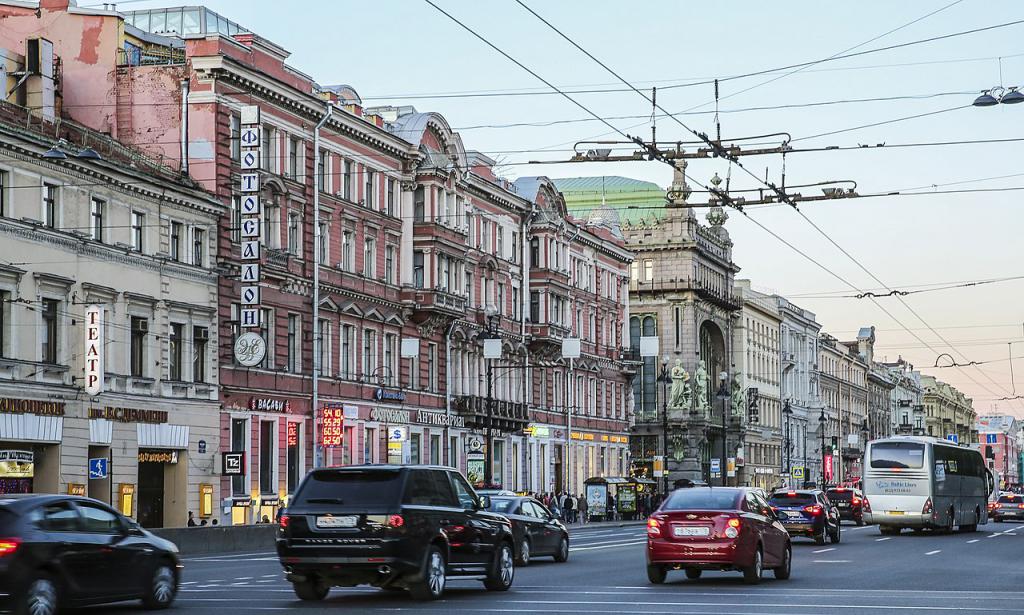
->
xmin=477 ymin=496 xmax=491 ymax=510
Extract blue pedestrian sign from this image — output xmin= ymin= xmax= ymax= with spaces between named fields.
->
xmin=986 ymin=433 xmax=998 ymax=444
xmin=946 ymin=434 xmax=958 ymax=444
xmin=89 ymin=457 xmax=108 ymax=480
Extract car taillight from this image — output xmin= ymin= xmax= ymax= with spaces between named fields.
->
xmin=278 ymin=514 xmax=290 ymax=529
xmin=852 ymin=497 xmax=862 ymax=505
xmin=862 ymin=498 xmax=871 ymax=512
xmin=0 ymin=538 xmax=19 ymax=557
xmin=723 ymin=517 xmax=741 ymax=538
xmin=922 ymin=497 xmax=933 ymax=515
xmin=388 ymin=515 xmax=404 ymax=528
xmin=987 ymin=502 xmax=998 ymax=510
xmin=803 ymin=505 xmax=823 ymax=516
xmin=647 ymin=518 xmax=662 ymax=537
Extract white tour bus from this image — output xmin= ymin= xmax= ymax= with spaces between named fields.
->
xmin=863 ymin=436 xmax=994 ymax=535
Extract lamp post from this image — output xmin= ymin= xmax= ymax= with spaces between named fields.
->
xmin=659 ymin=355 xmax=670 ymax=495
xmin=860 ymin=417 xmax=870 ymax=488
xmin=477 ymin=309 xmax=501 ymax=488
xmin=818 ymin=408 xmax=827 ymax=489
xmin=782 ymin=399 xmax=793 ymax=487
xmin=716 ymin=371 xmax=729 ymax=487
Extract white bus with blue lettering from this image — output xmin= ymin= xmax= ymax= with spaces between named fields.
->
xmin=863 ymin=436 xmax=994 ymax=535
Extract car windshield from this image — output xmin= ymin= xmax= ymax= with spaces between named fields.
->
xmin=662 ymin=489 xmax=739 ymax=511
xmin=292 ymin=470 xmax=402 ymax=507
xmin=770 ymin=493 xmax=817 ymax=507
xmin=827 ymin=490 xmax=854 ymax=502
xmin=870 ymin=442 xmax=925 ymax=469
xmin=488 ymin=498 xmax=517 ymax=513
xmin=998 ymin=495 xmax=1023 ymax=504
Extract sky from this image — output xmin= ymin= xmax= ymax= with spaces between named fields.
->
xmin=108 ymin=0 xmax=1024 ymax=416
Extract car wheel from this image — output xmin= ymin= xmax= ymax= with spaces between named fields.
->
xmin=517 ymin=538 xmax=531 ymax=566
xmin=292 ymin=577 xmax=330 ymax=602
xmin=484 ymin=543 xmax=515 ymax=592
xmin=141 ymin=562 xmax=177 ymax=610
xmin=646 ymin=564 xmax=667 ymax=584
xmin=553 ymin=535 xmax=569 ymax=563
xmin=685 ymin=568 xmax=702 ymax=580
xmin=774 ymin=544 xmax=792 ymax=580
xmin=19 ymin=573 xmax=59 ymax=615
xmin=410 ymin=546 xmax=446 ymax=600
xmin=742 ymin=548 xmax=763 ymax=585
xmin=830 ymin=524 xmax=841 ymax=544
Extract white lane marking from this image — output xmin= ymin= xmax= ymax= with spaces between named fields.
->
xmin=261 ymin=574 xmax=278 ymax=578
xmin=1006 ymin=532 xmax=1017 ymax=536
xmin=813 ymin=559 xmax=852 ymax=563
xmin=967 ymin=539 xmax=980 ymax=543
xmin=847 ymin=525 xmax=873 ymax=530
xmin=876 ymin=537 xmax=892 ymax=542
xmin=570 ymin=539 xmax=646 ymax=552
xmin=180 ymin=581 xmax=197 ymax=585
xmin=235 ymin=577 xmax=253 ymax=580
xmin=185 ymin=551 xmax=276 ymax=561
xmin=1015 ymin=525 xmax=1024 ymax=530
xmin=812 ymin=547 xmax=835 ymax=553
xmin=987 ymin=533 xmax=1000 ymax=538
xmin=926 ymin=550 xmax=941 ymax=555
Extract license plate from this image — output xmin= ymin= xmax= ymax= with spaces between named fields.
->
xmin=837 ymin=503 xmax=849 ymax=507
xmin=316 ymin=515 xmax=358 ymax=528
xmin=887 ymin=511 xmax=905 ymax=516
xmin=673 ymin=526 xmax=710 ymax=537
xmin=783 ymin=511 xmax=801 ymax=519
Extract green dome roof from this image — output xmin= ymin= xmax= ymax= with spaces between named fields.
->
xmin=552 ymin=176 xmax=666 ymax=226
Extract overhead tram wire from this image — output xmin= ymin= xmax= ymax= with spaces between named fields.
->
xmin=511 ymin=0 xmax=1017 ymax=406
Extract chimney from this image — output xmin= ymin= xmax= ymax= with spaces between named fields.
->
xmin=40 ymin=0 xmax=73 ymax=11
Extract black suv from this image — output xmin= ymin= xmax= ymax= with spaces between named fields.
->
xmin=769 ymin=489 xmax=841 ymax=545
xmin=277 ymin=465 xmax=516 ymax=601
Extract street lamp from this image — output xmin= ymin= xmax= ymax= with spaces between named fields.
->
xmin=659 ymin=355 xmax=671 ymax=496
xmin=715 ymin=371 xmax=729 ymax=487
xmin=782 ymin=399 xmax=793 ymax=487
xmin=818 ymin=408 xmax=827 ymax=489
xmin=974 ymin=86 xmax=1024 ymax=107
xmin=476 ymin=308 xmax=501 ymax=487
xmin=860 ymin=417 xmax=870 ymax=489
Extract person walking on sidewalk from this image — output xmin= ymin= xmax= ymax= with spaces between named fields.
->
xmin=562 ymin=492 xmax=575 ymax=523
xmin=578 ymin=492 xmax=588 ymax=524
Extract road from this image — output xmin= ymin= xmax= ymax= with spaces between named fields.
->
xmin=98 ymin=520 xmax=1024 ymax=614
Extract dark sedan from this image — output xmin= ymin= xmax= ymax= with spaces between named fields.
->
xmin=486 ymin=496 xmax=569 ymax=565
xmin=0 ymin=494 xmax=181 ymax=615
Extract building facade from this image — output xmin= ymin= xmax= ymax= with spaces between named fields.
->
xmin=817 ymin=333 xmax=869 ymax=486
xmin=977 ymin=415 xmax=1019 ymax=490
xmin=0 ymin=94 xmax=224 ymax=527
xmin=777 ymin=296 xmax=822 ymax=488
xmin=880 ymin=358 xmax=924 ymax=437
xmin=921 ymin=375 xmax=976 ymax=444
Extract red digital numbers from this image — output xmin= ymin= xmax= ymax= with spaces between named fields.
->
xmin=321 ymin=406 xmax=344 ymax=448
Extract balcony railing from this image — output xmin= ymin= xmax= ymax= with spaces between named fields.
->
xmin=453 ymin=395 xmax=529 ymax=432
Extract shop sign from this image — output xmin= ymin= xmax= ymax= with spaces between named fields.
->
xmin=234 ymin=332 xmax=266 ymax=367
xmin=824 ymin=454 xmax=834 ymax=481
xmin=234 ymin=103 xmax=266 ymax=362
xmin=525 ymin=424 xmax=550 ymax=438
xmin=287 ymin=422 xmax=299 ymax=447
xmin=374 ymin=388 xmax=406 ymax=403
xmin=0 ymin=450 xmax=33 ymax=478
xmin=138 ymin=451 xmax=178 ymax=464
xmin=198 ymin=440 xmax=207 ymax=454
xmin=67 ymin=483 xmax=86 ymax=496
xmin=570 ymin=431 xmax=595 ymax=441
xmin=466 ymin=453 xmax=484 ymax=485
xmin=222 ymin=452 xmax=245 ymax=476
xmin=321 ymin=406 xmax=343 ymax=448
xmin=0 ymin=398 xmax=65 ymax=417
xmin=388 ymin=426 xmax=409 ymax=442
xmin=416 ymin=410 xmax=465 ymax=428
xmin=370 ymin=408 xmax=411 ymax=424
xmin=260 ymin=496 xmax=280 ymax=506
xmin=84 ymin=304 xmax=104 ymax=396
xmin=466 ymin=436 xmax=483 ymax=453
xmin=249 ymin=398 xmax=291 ymax=413
xmin=89 ymin=406 xmax=168 ymax=424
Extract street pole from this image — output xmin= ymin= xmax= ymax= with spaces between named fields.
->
xmin=783 ymin=399 xmax=792 ymax=488
xmin=820 ymin=413 xmax=827 ymax=488
xmin=485 ymin=357 xmax=493 ymax=487
xmin=311 ymin=103 xmax=332 ymax=470
xmin=660 ymin=357 xmax=668 ymax=495
xmin=567 ymin=357 xmax=574 ymax=495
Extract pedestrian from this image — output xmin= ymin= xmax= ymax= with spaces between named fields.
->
xmin=187 ymin=511 xmax=197 ymax=527
xmin=261 ymin=515 xmax=270 ymax=524
xmin=550 ymin=495 xmax=561 ymax=520
xmin=607 ymin=492 xmax=616 ymax=521
xmin=563 ymin=493 xmax=575 ymax=523
xmin=578 ymin=492 xmax=588 ymax=524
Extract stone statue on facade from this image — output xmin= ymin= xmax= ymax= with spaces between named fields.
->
xmin=671 ymin=429 xmax=686 ymax=463
xmin=730 ymin=374 xmax=746 ymax=420
xmin=668 ymin=360 xmax=690 ymax=409
xmin=693 ymin=360 xmax=709 ymax=415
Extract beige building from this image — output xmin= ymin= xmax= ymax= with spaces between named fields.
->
xmin=0 ymin=103 xmax=224 ymax=527
xmin=921 ymin=375 xmax=976 ymax=444
xmin=817 ymin=332 xmax=870 ymax=485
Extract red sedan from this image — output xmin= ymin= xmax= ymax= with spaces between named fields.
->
xmin=646 ymin=487 xmax=792 ymax=585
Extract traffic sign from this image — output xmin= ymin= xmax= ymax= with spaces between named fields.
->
xmin=946 ymin=434 xmax=958 ymax=444
xmin=792 ymin=466 xmax=805 ymax=480
xmin=88 ymin=457 xmax=108 ymax=480
xmin=710 ymin=459 xmax=721 ymax=477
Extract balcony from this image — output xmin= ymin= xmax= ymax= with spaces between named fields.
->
xmin=404 ymin=286 xmax=467 ymax=319
xmin=413 ymin=217 xmax=469 ymax=246
xmin=453 ymin=396 xmax=529 ymax=432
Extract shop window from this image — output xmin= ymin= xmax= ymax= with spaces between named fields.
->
xmin=430 ymin=435 xmax=441 ymax=465
xmin=493 ymin=440 xmax=504 ymax=487
xmin=410 ymin=433 xmax=421 ymax=465
xmin=230 ymin=418 xmax=248 ymax=496
xmin=259 ymin=420 xmax=276 ymax=495
xmin=365 ymin=427 xmax=377 ymax=463
xmin=286 ymin=422 xmax=301 ymax=494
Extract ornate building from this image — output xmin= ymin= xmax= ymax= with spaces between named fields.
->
xmin=777 ymin=296 xmax=822 ymax=488
xmin=921 ymin=375 xmax=976 ymax=444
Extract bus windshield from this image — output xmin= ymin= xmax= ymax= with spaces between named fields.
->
xmin=870 ymin=442 xmax=925 ymax=469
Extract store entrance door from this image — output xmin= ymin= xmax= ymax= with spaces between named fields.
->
xmin=137 ymin=459 xmax=165 ymax=528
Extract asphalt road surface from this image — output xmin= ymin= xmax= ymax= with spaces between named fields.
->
xmin=95 ymin=520 xmax=1024 ymax=614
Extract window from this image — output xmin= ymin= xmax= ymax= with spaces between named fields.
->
xmin=466 ymin=272 xmax=473 ymax=303
xmin=430 ymin=435 xmax=441 ymax=465
xmin=512 ymin=286 xmax=520 ymax=320
xmin=193 ymin=326 xmax=208 ymax=383
xmin=386 ymin=178 xmax=396 ymax=216
xmin=288 ymin=135 xmax=300 ymax=178
xmin=36 ymin=502 xmax=79 ymax=532
xmin=427 ymin=343 xmax=438 ymax=392
xmin=317 ymin=319 xmax=329 ymax=376
xmin=413 ymin=186 xmax=425 ymax=222
xmin=43 ymin=183 xmax=57 ymax=228
xmin=41 ymin=299 xmax=59 ymax=363
xmin=363 ymin=329 xmax=377 ymax=379
xmin=90 ymin=197 xmax=105 ymax=242
xmin=259 ymin=420 xmax=275 ymax=494
xmin=496 ymin=227 xmax=504 ymax=259
xmin=287 ymin=314 xmax=300 ymax=373
xmin=385 ymin=245 xmax=396 ymax=285
xmin=261 ymin=125 xmax=275 ymax=171
xmin=264 ymin=203 xmax=279 ymax=249
xmin=130 ymin=211 xmax=145 ymax=252
xmin=340 ymin=324 xmax=354 ymax=378
xmin=317 ymin=149 xmax=327 ymax=192
xmin=130 ymin=316 xmax=147 ymax=377
xmin=78 ymin=503 xmax=121 ymax=534
xmin=530 ymin=237 xmax=540 ymax=266
xmin=364 ymin=169 xmax=375 ymax=208
xmin=318 ymin=221 xmax=329 ymax=264
xmin=170 ymin=222 xmax=182 ymax=261
xmin=413 ymin=250 xmax=424 ymax=288
xmin=450 ymin=472 xmax=477 ymax=509
xmin=510 ymin=231 xmax=519 ymax=264
xmin=497 ymin=283 xmax=506 ymax=316
xmin=0 ymin=290 xmax=8 ymax=358
xmin=192 ymin=228 xmax=205 ymax=266
xmin=341 ymin=229 xmax=354 ymax=272
xmin=530 ymin=291 xmax=540 ymax=322
xmin=230 ymin=196 xmax=241 ymax=242
xmin=384 ymin=333 xmax=397 ymax=385
xmin=231 ymin=418 xmax=248 ymax=496
xmin=0 ymin=170 xmax=6 ymax=217
xmin=230 ymin=113 xmax=241 ymax=161
xmin=168 ymin=323 xmax=183 ymax=380
xmin=287 ymin=212 xmax=300 ymax=256
xmin=363 ymin=233 xmax=376 ymax=278
xmin=343 ymin=160 xmax=353 ymax=200
xmin=643 ymin=259 xmax=653 ymax=281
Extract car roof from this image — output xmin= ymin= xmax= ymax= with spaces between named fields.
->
xmin=0 ymin=494 xmax=92 ymax=512
xmin=312 ymin=464 xmax=459 ymax=473
xmin=770 ymin=489 xmax=821 ymax=495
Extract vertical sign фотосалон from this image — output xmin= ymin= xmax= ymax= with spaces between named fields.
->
xmin=84 ymin=304 xmax=103 ymax=396
xmin=234 ymin=104 xmax=267 ymax=367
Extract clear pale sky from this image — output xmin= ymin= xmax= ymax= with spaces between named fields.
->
xmin=110 ymin=0 xmax=1024 ymax=415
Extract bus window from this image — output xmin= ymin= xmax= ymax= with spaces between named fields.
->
xmin=870 ymin=442 xmax=925 ymax=469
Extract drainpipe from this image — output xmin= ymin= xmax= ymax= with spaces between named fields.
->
xmin=180 ymin=79 xmax=190 ymax=175
xmin=312 ymin=103 xmax=333 ymax=469
xmin=445 ymin=321 xmax=457 ymax=465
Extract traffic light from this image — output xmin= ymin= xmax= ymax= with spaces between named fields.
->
xmin=985 ymin=445 xmax=995 ymax=459
xmin=831 ymin=436 xmax=838 ymax=449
